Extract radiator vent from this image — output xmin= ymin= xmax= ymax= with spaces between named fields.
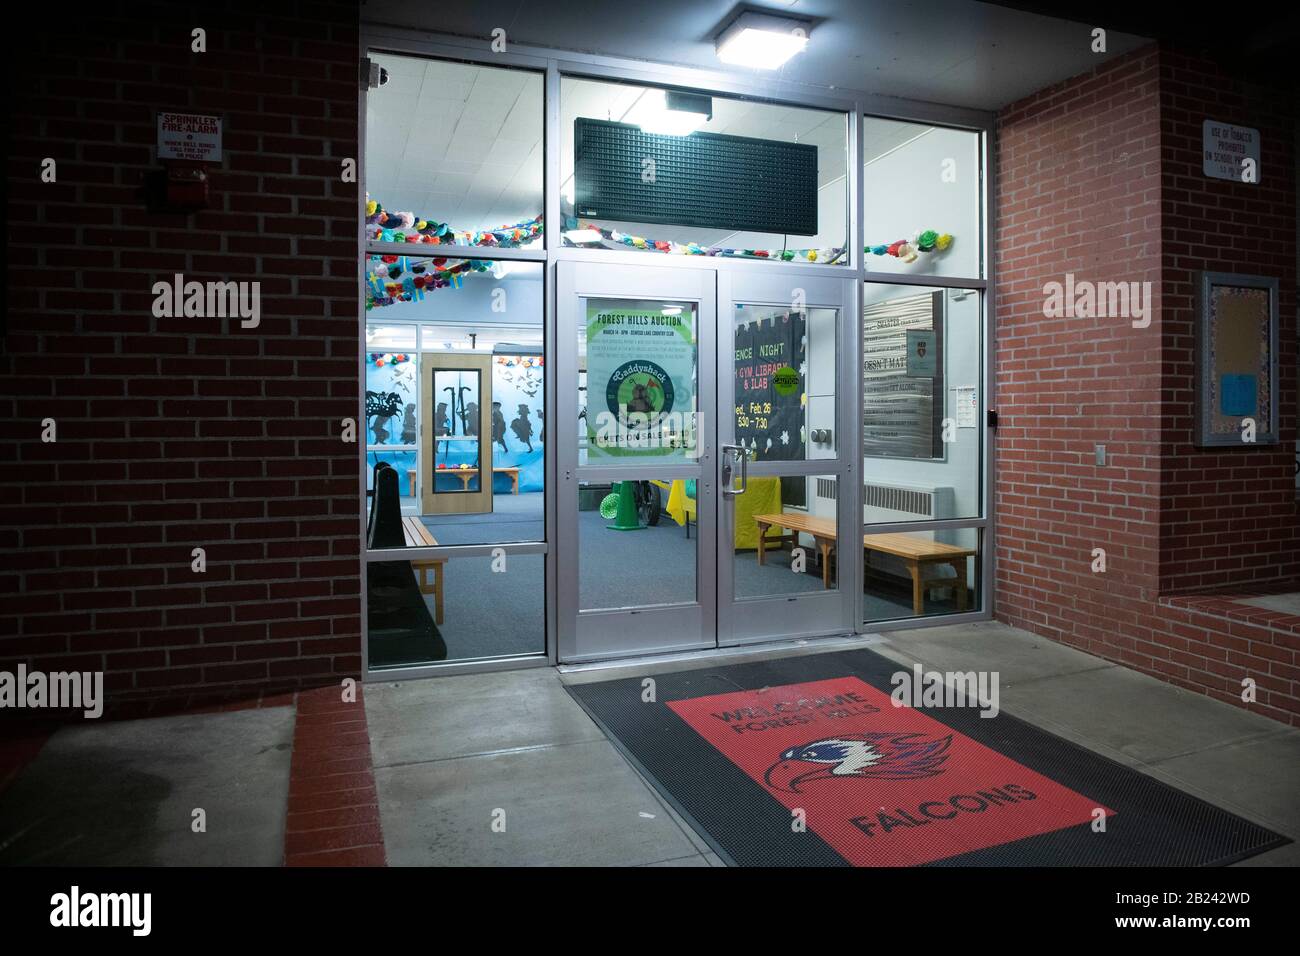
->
xmin=815 ymin=477 xmax=838 ymax=501
xmin=863 ymin=483 xmax=933 ymax=517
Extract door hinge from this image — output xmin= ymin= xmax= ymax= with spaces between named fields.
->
xmin=987 ymin=410 xmax=999 ymax=430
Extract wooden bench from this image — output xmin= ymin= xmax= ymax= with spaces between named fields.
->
xmin=752 ymin=512 xmax=975 ymax=614
xmin=401 ymin=516 xmax=445 ymax=624
xmin=406 ymin=466 xmax=521 ymax=496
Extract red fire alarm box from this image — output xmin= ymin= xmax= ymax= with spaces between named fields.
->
xmin=149 ymin=111 xmax=222 ymax=214
xmin=164 ymin=162 xmax=210 ymax=210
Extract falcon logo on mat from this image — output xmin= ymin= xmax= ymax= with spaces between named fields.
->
xmin=763 ymin=733 xmax=953 ymax=793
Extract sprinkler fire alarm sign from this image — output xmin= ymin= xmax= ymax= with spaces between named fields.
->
xmin=156 ymin=112 xmax=222 ymax=163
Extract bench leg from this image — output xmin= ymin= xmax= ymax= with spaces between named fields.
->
xmin=756 ymin=522 xmax=770 ymax=565
xmin=433 ymin=562 xmax=445 ymax=625
xmin=512 ymin=474 xmax=519 ymax=494
xmin=408 ymin=473 xmax=416 ymax=497
xmin=950 ymin=559 xmax=968 ymax=611
xmin=908 ymin=562 xmax=923 ymax=615
xmin=818 ymin=538 xmax=833 ymax=588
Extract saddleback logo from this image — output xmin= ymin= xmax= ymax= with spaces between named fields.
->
xmin=763 ymin=733 xmax=953 ymax=793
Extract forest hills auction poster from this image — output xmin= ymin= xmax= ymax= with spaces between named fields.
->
xmin=586 ymin=304 xmax=698 ymax=459
xmin=734 ymin=311 xmax=806 ymax=461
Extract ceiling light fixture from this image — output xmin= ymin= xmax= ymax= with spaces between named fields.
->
xmin=715 ymin=11 xmax=811 ymax=69
xmin=564 ymin=228 xmax=604 ymax=245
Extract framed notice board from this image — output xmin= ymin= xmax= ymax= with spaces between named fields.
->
xmin=862 ymin=291 xmax=945 ymax=460
xmin=1195 ymin=272 xmax=1279 ymax=447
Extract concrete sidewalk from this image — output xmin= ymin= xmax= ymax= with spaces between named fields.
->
xmin=366 ymin=621 xmax=1299 ymax=866
xmin=2 ymin=621 xmax=1295 ymax=865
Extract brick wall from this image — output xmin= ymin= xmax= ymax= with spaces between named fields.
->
xmin=1157 ymin=49 xmax=1300 ymax=593
xmin=996 ymin=44 xmax=1300 ymax=726
xmin=994 ymin=47 xmax=1165 ymax=630
xmin=2 ymin=0 xmax=362 ymax=715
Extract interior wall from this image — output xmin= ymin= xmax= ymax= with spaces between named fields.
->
xmin=863 ymin=122 xmax=982 ymax=278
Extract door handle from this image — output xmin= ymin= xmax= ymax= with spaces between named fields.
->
xmin=720 ymin=444 xmax=748 ymax=497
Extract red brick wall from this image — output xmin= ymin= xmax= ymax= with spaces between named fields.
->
xmin=1157 ymin=49 xmax=1300 ymax=593
xmin=995 ymin=47 xmax=1165 ymax=625
xmin=2 ymin=0 xmax=362 ymax=714
xmin=996 ymin=44 xmax=1300 ymax=726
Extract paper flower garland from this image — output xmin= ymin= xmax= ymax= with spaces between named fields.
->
xmin=365 ymin=254 xmax=495 ymax=309
xmin=363 ymin=195 xmax=955 ymax=308
xmin=563 ymin=218 xmax=953 ymax=265
xmin=867 ymin=229 xmax=954 ymax=263
xmin=366 ymin=196 xmax=542 ymax=248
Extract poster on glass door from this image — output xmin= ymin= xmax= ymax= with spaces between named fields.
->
xmin=734 ymin=310 xmax=806 ymax=461
xmin=586 ymin=303 xmax=697 ymax=460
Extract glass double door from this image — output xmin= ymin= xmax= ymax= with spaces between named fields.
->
xmin=556 ymin=262 xmax=855 ymax=663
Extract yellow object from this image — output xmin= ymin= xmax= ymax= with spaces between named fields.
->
xmin=650 ymin=479 xmax=696 ymax=528
xmin=647 ymin=477 xmax=781 ymax=548
xmin=734 ymin=477 xmax=783 ymax=549
xmin=665 ymin=479 xmax=688 ymax=526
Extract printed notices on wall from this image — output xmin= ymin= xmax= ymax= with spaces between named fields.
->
xmin=157 ymin=112 xmax=223 ymax=163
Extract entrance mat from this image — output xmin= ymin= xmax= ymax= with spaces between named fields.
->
xmin=565 ymin=649 xmax=1289 ymax=866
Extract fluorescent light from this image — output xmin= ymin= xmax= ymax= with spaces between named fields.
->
xmin=716 ymin=11 xmax=810 ymax=69
xmin=564 ymin=228 xmax=604 ymax=244
xmin=625 ymin=89 xmax=711 ymax=136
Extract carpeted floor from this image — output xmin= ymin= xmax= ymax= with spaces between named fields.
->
xmin=419 ymin=492 xmax=544 ymax=546
xmin=374 ymin=499 xmax=968 ymax=665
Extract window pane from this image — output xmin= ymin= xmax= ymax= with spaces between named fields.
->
xmin=863 ymin=284 xmax=982 ymax=521
xmin=367 ymin=553 xmax=545 ymax=668
xmin=736 ymin=474 xmax=840 ymax=598
xmin=863 ymin=118 xmax=980 ymax=278
xmin=578 ymin=478 xmax=697 ymax=610
xmin=561 ymin=77 xmax=847 ymax=265
xmin=864 ymin=527 xmax=981 ymax=624
xmin=365 ymin=257 xmax=544 ymax=547
xmin=365 ymin=53 xmax=543 ymax=250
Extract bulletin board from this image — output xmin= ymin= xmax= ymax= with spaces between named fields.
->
xmin=1195 ymin=272 xmax=1279 ymax=447
xmin=862 ymin=291 xmax=945 ymax=460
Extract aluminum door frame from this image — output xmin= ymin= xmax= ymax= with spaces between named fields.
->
xmin=556 ymin=261 xmax=718 ymax=663
xmin=716 ymin=271 xmax=858 ymax=646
